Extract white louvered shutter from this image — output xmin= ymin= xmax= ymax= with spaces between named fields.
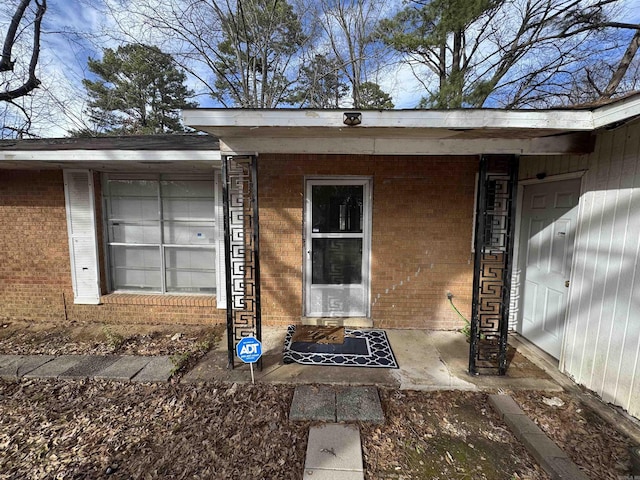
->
xmin=215 ymin=171 xmax=227 ymax=308
xmin=63 ymin=170 xmax=101 ymax=304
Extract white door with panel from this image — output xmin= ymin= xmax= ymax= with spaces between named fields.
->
xmin=305 ymin=179 xmax=371 ymax=317
xmin=518 ymin=179 xmax=581 ymax=359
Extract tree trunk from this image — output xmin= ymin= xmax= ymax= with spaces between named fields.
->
xmin=602 ymin=28 xmax=640 ymax=99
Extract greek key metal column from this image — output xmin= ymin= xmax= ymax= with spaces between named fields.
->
xmin=469 ymin=155 xmax=519 ymax=375
xmin=222 ymin=154 xmax=262 ymax=370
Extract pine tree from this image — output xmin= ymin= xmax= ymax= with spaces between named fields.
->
xmin=78 ymin=44 xmax=196 ymax=135
xmin=358 ymin=81 xmax=394 ymax=109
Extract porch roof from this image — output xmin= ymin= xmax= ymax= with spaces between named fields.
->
xmin=0 ymin=134 xmax=221 ymax=172
xmin=183 ymin=92 xmax=640 ymax=156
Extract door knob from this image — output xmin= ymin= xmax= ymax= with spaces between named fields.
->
xmin=565 ymin=280 xmax=570 ymax=288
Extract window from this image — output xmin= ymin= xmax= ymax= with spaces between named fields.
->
xmin=103 ymin=174 xmax=218 ymax=294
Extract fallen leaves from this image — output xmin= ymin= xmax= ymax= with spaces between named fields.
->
xmin=513 ymin=391 xmax=634 ymax=480
xmin=0 ymin=379 xmax=309 ymax=479
xmin=361 ymin=390 xmax=549 ymax=480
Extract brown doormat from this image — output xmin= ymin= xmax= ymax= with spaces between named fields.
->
xmin=291 ymin=325 xmax=345 ymax=344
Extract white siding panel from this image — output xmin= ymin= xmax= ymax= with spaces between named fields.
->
xmin=519 ymin=118 xmax=640 ymax=419
xmin=64 ymin=170 xmax=101 ymax=304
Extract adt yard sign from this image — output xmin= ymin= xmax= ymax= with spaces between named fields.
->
xmin=236 ymin=336 xmax=262 ymax=364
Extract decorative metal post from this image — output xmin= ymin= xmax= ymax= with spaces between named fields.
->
xmin=222 ymin=155 xmax=262 ymax=370
xmin=469 ymin=155 xmax=519 ymax=375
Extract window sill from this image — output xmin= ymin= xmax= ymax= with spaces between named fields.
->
xmin=100 ymin=293 xmax=217 ymax=307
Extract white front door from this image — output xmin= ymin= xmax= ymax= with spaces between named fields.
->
xmin=518 ymin=178 xmax=581 ymax=359
xmin=304 ymin=179 xmax=371 ymax=317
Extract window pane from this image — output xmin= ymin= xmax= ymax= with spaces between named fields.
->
xmin=162 ymin=198 xmax=215 ymax=221
xmin=110 ymin=245 xmax=161 ymax=291
xmin=312 ymin=185 xmax=363 ymax=233
xmin=161 ymin=180 xmax=214 ymax=198
xmin=109 ymin=197 xmax=158 ymax=221
xmin=110 ymin=222 xmax=160 ymax=244
xmin=105 ymin=175 xmax=218 ymax=295
xmin=165 ymin=247 xmax=216 ymax=293
xmin=163 ymin=221 xmax=215 ymax=244
xmin=108 ymin=179 xmax=158 ymax=197
xmin=312 ymin=238 xmax=362 ymax=284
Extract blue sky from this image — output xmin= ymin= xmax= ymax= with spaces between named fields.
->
xmin=3 ymin=0 xmax=640 ymax=137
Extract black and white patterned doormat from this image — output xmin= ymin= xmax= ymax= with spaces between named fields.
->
xmin=283 ymin=325 xmax=398 ymax=368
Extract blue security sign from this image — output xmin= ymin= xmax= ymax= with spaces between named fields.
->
xmin=236 ymin=336 xmax=262 ymax=364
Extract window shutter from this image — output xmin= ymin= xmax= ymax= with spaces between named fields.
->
xmin=215 ymin=172 xmax=227 ymax=308
xmin=63 ymin=170 xmax=101 ymax=304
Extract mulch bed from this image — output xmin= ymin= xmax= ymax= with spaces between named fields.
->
xmin=0 ymin=379 xmax=308 ymax=479
xmin=0 ymin=321 xmax=637 ymax=479
xmin=512 ymin=390 xmax=636 ymax=480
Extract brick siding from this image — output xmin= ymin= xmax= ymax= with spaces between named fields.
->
xmin=0 ymin=170 xmax=225 ymax=326
xmin=258 ymin=154 xmax=478 ymax=329
xmin=2 ymin=156 xmax=477 ymax=329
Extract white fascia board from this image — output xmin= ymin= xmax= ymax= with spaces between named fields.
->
xmin=184 ymin=108 xmax=594 ymax=131
xmin=592 ymin=94 xmax=640 ymax=128
xmin=220 ymin=133 xmax=592 ymax=156
xmin=0 ymin=149 xmax=221 ymax=162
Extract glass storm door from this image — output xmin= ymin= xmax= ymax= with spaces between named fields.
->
xmin=305 ymin=179 xmax=371 ymax=317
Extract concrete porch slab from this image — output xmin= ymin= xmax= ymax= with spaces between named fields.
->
xmin=184 ymin=326 xmax=562 ymax=393
xmin=387 ymin=330 xmax=477 ymax=391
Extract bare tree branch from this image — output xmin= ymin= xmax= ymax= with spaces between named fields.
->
xmin=0 ymin=0 xmax=31 ymax=72
xmin=602 ymin=29 xmax=640 ymax=98
xmin=0 ymin=0 xmax=47 ymax=102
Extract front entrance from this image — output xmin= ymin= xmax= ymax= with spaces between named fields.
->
xmin=517 ymin=178 xmax=581 ymax=359
xmin=304 ymin=178 xmax=371 ymax=317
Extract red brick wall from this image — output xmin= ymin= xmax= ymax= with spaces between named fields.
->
xmin=258 ymin=154 xmax=478 ymax=329
xmin=0 ymin=170 xmax=71 ymax=322
xmin=2 ymin=158 xmax=477 ymax=330
xmin=0 ymin=170 xmax=225 ymax=326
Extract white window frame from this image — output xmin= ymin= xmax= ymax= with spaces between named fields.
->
xmin=102 ymin=172 xmax=225 ymax=303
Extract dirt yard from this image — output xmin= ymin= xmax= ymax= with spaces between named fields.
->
xmin=0 ymin=321 xmax=637 ymax=479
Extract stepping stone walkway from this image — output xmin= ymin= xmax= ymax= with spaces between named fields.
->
xmin=291 ymin=385 xmax=382 ymax=480
xmin=289 ymin=385 xmax=384 ymax=423
xmin=304 ymin=424 xmax=364 ymax=480
xmin=0 ymin=354 xmax=174 ymax=382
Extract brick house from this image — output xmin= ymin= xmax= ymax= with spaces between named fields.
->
xmin=1 ymin=95 xmax=640 ymax=417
